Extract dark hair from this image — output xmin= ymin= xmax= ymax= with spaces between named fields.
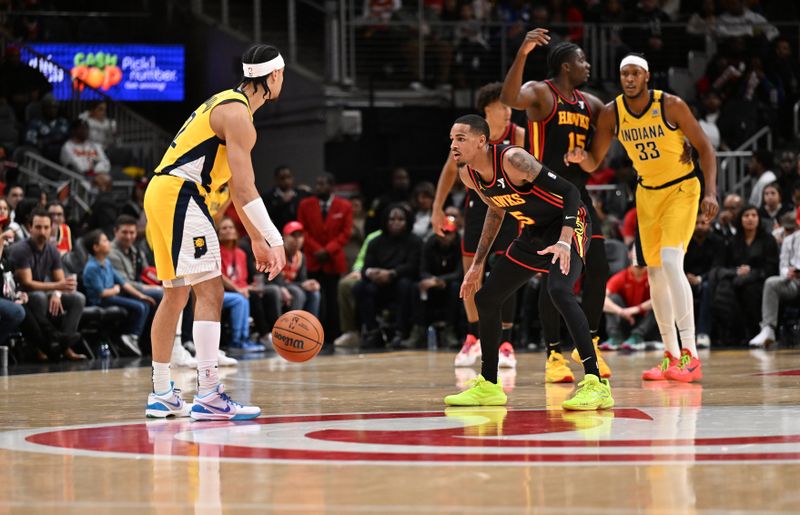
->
xmin=548 ymin=42 xmax=580 ymax=77
xmin=114 ymin=214 xmax=138 ymax=229
xmin=762 ymin=182 xmax=782 ymax=201
xmin=318 ymin=172 xmax=336 ymax=186
xmin=413 ymin=181 xmax=435 ymax=198
xmin=274 ymin=165 xmax=291 ymax=177
xmin=753 ymin=149 xmax=774 ymax=170
xmin=22 ymin=203 xmax=45 ymax=227
xmin=382 ymin=202 xmax=412 ymax=234
xmin=46 ymin=200 xmax=64 ymax=211
xmin=69 ymin=119 xmax=88 ymax=133
xmin=83 ymin=228 xmax=105 ymax=254
xmin=733 ymin=204 xmax=767 ymax=238
xmin=454 ymin=114 xmax=490 ymax=140
xmin=240 ymin=43 xmax=282 ymax=99
xmin=475 ymin=82 xmax=504 ymax=115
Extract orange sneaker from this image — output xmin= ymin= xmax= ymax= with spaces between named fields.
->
xmin=664 ymin=349 xmax=703 ymax=383
xmin=641 ymin=352 xmax=680 ymax=381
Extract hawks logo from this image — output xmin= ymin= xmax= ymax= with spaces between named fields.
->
xmin=4 ymin=406 xmax=800 ymax=465
xmin=193 ymin=236 xmax=207 ymax=259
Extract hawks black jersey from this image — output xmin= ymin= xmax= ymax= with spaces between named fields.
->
xmin=528 ymin=80 xmax=594 ymax=190
xmin=490 ymin=122 xmax=521 ymax=145
xmin=466 ymin=144 xmax=583 ymax=234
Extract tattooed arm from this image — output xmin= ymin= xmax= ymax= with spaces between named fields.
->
xmin=457 ymin=166 xmax=507 ymax=298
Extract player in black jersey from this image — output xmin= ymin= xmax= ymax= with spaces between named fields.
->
xmin=431 ymin=82 xmax=524 ymax=369
xmin=501 ymin=29 xmax=612 ymax=383
xmin=443 ymin=115 xmax=613 ymax=411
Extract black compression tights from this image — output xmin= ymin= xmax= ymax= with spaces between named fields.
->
xmin=539 ymin=237 xmax=609 ymax=343
xmin=476 ymin=251 xmax=598 ymax=383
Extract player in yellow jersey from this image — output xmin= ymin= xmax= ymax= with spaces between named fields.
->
xmin=565 ymin=54 xmax=718 ymax=384
xmin=143 ymin=43 xmax=287 ymax=420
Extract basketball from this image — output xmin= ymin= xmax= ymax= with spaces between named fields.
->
xmin=271 ymin=310 xmax=324 ymax=362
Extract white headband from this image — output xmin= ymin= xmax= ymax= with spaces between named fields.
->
xmin=243 ymin=54 xmax=285 ymax=78
xmin=620 ymin=55 xmax=648 ymax=72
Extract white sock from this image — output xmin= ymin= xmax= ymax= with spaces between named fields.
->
xmin=661 ymin=247 xmax=698 ymax=358
xmin=647 ymin=265 xmax=681 ymax=358
xmin=152 ymin=361 xmax=171 ymax=395
xmin=194 ymin=321 xmax=220 ymax=396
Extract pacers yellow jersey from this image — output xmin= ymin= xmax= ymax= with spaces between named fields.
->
xmin=154 ymin=89 xmax=252 ymax=194
xmin=614 ymin=90 xmax=694 ymax=187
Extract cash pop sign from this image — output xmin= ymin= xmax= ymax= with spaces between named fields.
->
xmin=24 ymin=43 xmax=185 ymax=101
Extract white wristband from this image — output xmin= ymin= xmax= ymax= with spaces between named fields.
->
xmin=242 ymin=198 xmax=283 ymax=247
xmin=556 ymin=240 xmax=571 ymax=250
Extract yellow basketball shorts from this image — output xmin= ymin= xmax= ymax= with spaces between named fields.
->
xmin=143 ymin=175 xmax=220 ymax=281
xmin=634 ymin=176 xmax=700 ymax=267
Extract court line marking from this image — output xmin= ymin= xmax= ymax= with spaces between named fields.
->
xmin=3 ymin=407 xmax=800 ymax=467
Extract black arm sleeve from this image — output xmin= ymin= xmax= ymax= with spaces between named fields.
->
xmin=533 ymin=167 xmax=581 ymax=229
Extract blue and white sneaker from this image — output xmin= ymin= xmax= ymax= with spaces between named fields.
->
xmin=190 ymin=383 xmax=261 ymax=421
xmin=145 ymin=381 xmax=191 ymax=418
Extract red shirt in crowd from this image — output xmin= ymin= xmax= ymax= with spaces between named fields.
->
xmin=606 ymin=267 xmax=650 ymax=307
xmin=282 ymin=249 xmax=304 ymax=283
xmin=220 ymin=244 xmax=249 ymax=289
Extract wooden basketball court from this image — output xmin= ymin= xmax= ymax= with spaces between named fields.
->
xmin=1 ymin=348 xmax=799 ymax=513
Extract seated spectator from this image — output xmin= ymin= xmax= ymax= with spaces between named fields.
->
xmin=410 ymin=181 xmax=435 ymax=239
xmin=60 ymin=119 xmax=110 ymax=177
xmin=400 ymin=215 xmax=462 ymax=349
xmin=264 ymin=165 xmax=309 ymax=236
xmin=47 ymin=201 xmax=72 ymax=256
xmin=334 ymin=228 xmax=382 ymax=348
xmin=120 ymin=178 xmax=148 ymax=239
xmin=0 ymin=197 xmax=21 ymax=243
xmin=759 ymin=182 xmax=793 ymax=234
xmin=365 ymin=167 xmax=411 ymax=234
xmin=78 ymin=101 xmax=116 ymax=150
xmin=6 ymin=184 xmax=23 ymax=224
xmin=712 ymin=206 xmax=779 ymax=341
xmin=776 ymin=151 xmax=798 ymax=203
xmin=82 ymin=229 xmax=155 ymax=356
xmin=10 ymin=208 xmax=85 ymax=360
xmin=0 ymin=223 xmax=25 ymax=348
xmin=685 ymin=216 xmax=726 ymax=348
xmin=714 ymin=193 xmax=743 ymax=238
xmin=600 ymin=250 xmax=656 ymax=351
xmin=84 ymin=173 xmax=118 ymax=237
xmin=772 ymin=210 xmax=797 ymax=247
xmin=276 ymin=221 xmax=321 ymax=317
xmin=354 ymin=204 xmax=422 ymax=348
xmin=24 ymin=94 xmax=69 ymax=162
xmin=108 ymin=215 xmax=162 ymax=303
xmin=716 ymin=0 xmax=779 ymax=43
xmin=748 ymin=150 xmax=777 ymax=208
xmin=749 ymin=213 xmax=800 ymax=347
xmin=217 ymin=217 xmax=266 ymax=353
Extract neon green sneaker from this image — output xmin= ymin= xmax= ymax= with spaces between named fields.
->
xmin=444 ymin=375 xmax=507 ymax=406
xmin=561 ymin=374 xmax=614 ymax=411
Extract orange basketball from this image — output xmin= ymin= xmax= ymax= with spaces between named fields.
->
xmin=271 ymin=310 xmax=324 ymax=362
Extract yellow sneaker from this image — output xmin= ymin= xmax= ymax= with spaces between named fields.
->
xmin=545 ymin=351 xmax=574 ymax=383
xmin=571 ymin=337 xmax=612 ymax=378
xmin=562 ymin=374 xmax=614 ymax=411
xmin=444 ymin=375 xmax=507 ymax=406
xmin=444 ymin=406 xmax=508 ymax=436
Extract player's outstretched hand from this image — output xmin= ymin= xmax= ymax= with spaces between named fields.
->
xmin=252 ymin=238 xmax=286 ymax=280
xmin=563 ymin=147 xmax=587 ymax=167
xmin=538 ymin=242 xmax=571 ymax=275
xmin=519 ymin=28 xmax=550 ymax=55
xmin=459 ymin=264 xmax=482 ymax=299
xmin=701 ymin=193 xmax=719 ymax=223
